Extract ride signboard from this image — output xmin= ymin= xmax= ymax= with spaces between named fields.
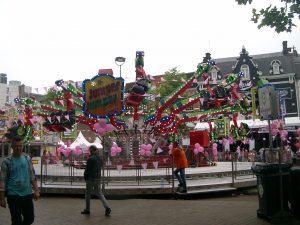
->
xmin=83 ymin=74 xmax=124 ymax=118
xmin=258 ymin=84 xmax=279 ymax=120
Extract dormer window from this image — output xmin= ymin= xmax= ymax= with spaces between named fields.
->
xmin=240 ymin=64 xmax=250 ymax=79
xmin=271 ymin=60 xmax=281 ymax=75
xmin=211 ymin=67 xmax=218 ymax=83
xmin=198 ymin=84 xmax=204 ymax=90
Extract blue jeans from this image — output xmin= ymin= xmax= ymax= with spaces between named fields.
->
xmin=174 ymin=168 xmax=187 ymax=191
xmin=7 ymin=194 xmax=34 ymax=225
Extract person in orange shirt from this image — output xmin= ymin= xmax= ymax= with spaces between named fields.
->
xmin=172 ymin=141 xmax=188 ymax=193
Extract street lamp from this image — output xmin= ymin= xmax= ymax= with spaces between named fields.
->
xmin=115 ymin=57 xmax=126 ymax=77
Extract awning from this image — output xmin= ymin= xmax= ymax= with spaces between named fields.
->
xmin=194 ymin=117 xmax=300 ymax=130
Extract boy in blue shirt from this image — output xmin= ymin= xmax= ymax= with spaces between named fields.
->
xmin=0 ymin=136 xmax=40 ymax=225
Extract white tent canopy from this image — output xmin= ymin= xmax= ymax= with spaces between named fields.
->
xmin=93 ymin=137 xmax=103 ymax=149
xmin=69 ymin=131 xmax=92 ymax=149
xmin=57 ymin=140 xmax=66 ymax=147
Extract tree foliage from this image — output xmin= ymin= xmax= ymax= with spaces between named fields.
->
xmin=236 ymin=0 xmax=300 ymax=33
xmin=41 ymin=88 xmax=57 ymax=103
xmin=155 ymin=67 xmax=187 ymax=98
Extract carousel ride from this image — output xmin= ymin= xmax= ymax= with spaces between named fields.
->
xmin=7 ymin=51 xmax=256 ymax=164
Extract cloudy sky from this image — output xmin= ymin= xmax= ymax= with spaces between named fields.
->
xmin=0 ymin=0 xmax=299 ymax=92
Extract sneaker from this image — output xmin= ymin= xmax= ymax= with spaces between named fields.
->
xmin=105 ymin=207 xmax=111 ymax=217
xmin=179 ymin=189 xmax=187 ymax=193
xmin=81 ymin=209 xmax=90 ymax=215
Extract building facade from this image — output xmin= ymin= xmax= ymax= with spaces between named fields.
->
xmin=186 ymin=41 xmax=299 ymax=121
xmin=0 ymin=76 xmax=32 ymax=108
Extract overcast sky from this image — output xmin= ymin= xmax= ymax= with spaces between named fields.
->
xmin=0 ymin=0 xmax=299 ymax=92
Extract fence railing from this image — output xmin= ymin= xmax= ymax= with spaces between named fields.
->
xmin=231 ymin=151 xmax=256 ymax=185
xmin=103 ymin=155 xmax=173 ymax=187
xmin=1 ymin=146 xmax=275 ymax=193
xmin=38 ymin=154 xmax=175 ymax=189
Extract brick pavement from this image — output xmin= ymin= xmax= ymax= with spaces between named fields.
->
xmin=1 ymin=194 xmax=298 ymax=225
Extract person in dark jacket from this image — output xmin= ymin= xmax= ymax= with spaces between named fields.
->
xmin=81 ymin=145 xmax=111 ymax=216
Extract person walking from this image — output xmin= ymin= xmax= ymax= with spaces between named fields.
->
xmin=81 ymin=145 xmax=111 ymax=216
xmin=0 ymin=136 xmax=40 ymax=225
xmin=172 ymin=141 xmax=188 ymax=193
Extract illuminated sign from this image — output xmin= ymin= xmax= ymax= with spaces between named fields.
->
xmin=82 ymin=74 xmax=124 ymax=118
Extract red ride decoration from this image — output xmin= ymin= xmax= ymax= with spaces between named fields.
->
xmin=190 ymin=131 xmax=210 ymax=148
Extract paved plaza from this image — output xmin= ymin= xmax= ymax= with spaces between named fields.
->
xmin=1 ymin=194 xmax=299 ymax=225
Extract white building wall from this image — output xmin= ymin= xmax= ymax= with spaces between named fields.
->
xmin=296 ymin=79 xmax=300 ymax=118
xmin=8 ymin=82 xmax=20 ymax=105
xmin=24 ymin=86 xmax=32 ymax=94
xmin=0 ymin=79 xmax=33 ymax=108
xmin=0 ymin=83 xmax=7 ymax=108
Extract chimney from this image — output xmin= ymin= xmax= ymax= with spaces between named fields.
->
xmin=202 ymin=53 xmax=211 ymax=63
xmin=282 ymin=41 xmax=291 ymax=55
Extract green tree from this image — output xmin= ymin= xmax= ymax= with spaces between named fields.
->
xmin=153 ymin=67 xmax=187 ymax=98
xmin=41 ymin=88 xmax=57 ymax=103
xmin=236 ymin=0 xmax=300 ymax=33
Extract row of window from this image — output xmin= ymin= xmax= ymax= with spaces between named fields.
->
xmin=210 ymin=60 xmax=282 ymax=81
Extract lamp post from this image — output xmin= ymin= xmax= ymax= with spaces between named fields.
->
xmin=263 ymin=137 xmax=266 ymax=162
xmin=115 ymin=57 xmax=126 ymax=77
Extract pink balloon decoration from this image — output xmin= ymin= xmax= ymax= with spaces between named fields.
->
xmin=57 ymin=146 xmax=64 ymax=154
xmin=195 ymin=143 xmax=200 ymax=148
xmin=74 ymin=148 xmax=82 ymax=156
xmin=229 ymin=137 xmax=234 ymax=144
xmin=193 ymin=148 xmax=199 ymax=154
xmin=139 ymin=149 xmax=146 ymax=156
xmin=110 ymin=143 xmax=121 ymax=157
xmin=99 ymin=119 xmax=107 ymax=127
xmin=242 ymin=138 xmax=249 ymax=145
xmin=146 ymin=144 xmax=152 ymax=151
xmin=280 ymin=130 xmax=288 ymax=140
xmin=97 ymin=127 xmax=105 ymax=136
xmin=64 ymin=148 xmax=71 ymax=157
xmin=271 ymin=128 xmax=278 ymax=136
xmin=93 ymin=123 xmax=101 ymax=130
xmin=271 ymin=122 xmax=277 ymax=130
xmin=112 ymin=143 xmax=118 ymax=148
xmin=199 ymin=146 xmax=204 ymax=153
xmin=145 ymin=151 xmax=151 ymax=156
xmin=222 ymin=138 xmax=228 ymax=145
xmin=106 ymin=124 xmax=116 ymax=132
xmin=141 ymin=144 xmax=147 ymax=149
xmin=296 ymin=128 xmax=300 ymax=135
